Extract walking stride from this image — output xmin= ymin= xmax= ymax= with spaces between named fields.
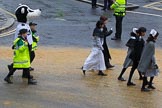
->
xmin=82 ymin=21 xmax=107 ymax=76
xmin=118 ymin=28 xmax=143 ymax=81
xmin=127 ymin=27 xmax=146 ymax=86
xmin=99 ymin=16 xmax=114 ymax=69
xmin=4 ymin=29 xmax=37 ymax=85
xmin=138 ymin=29 xmax=159 ymax=92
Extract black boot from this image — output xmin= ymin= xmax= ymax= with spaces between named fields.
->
xmin=127 ymin=82 xmax=136 ymax=86
xmin=141 ymin=77 xmax=150 ymax=92
xmin=28 ymin=79 xmax=37 ymax=85
xmin=4 ymin=76 xmax=13 ymax=84
xmin=148 ymin=77 xmax=155 ymax=89
xmin=98 ymin=71 xmax=107 ymax=76
xmin=148 ymin=85 xmax=156 ymax=89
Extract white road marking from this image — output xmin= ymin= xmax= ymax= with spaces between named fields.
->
xmin=143 ymin=1 xmax=162 ymax=11
xmin=127 ymin=11 xmax=162 ymax=17
xmin=1 ymin=3 xmax=162 ymax=38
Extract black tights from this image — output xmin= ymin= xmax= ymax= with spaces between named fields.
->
xmin=128 ymin=61 xmax=141 ymax=83
xmin=119 ymin=67 xmax=142 ymax=79
xmin=142 ymin=76 xmax=154 ymax=89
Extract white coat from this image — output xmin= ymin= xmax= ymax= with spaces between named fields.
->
xmin=83 ymin=36 xmax=106 ymax=71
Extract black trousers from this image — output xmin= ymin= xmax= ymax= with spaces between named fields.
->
xmin=22 ymin=51 xmax=35 ymax=77
xmin=7 ymin=64 xmax=30 ymax=80
xmin=115 ymin=15 xmax=124 ymax=39
xmin=30 ymin=51 xmax=35 ymax=63
xmin=128 ymin=60 xmax=139 ymax=83
xmin=103 ymin=0 xmax=113 ymax=9
xmin=92 ymin=0 xmax=97 ymax=7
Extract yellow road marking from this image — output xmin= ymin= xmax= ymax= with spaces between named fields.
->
xmin=0 ymin=29 xmax=16 ymax=37
xmin=0 ymin=8 xmax=16 ymax=37
xmin=0 ymin=8 xmax=16 ymax=18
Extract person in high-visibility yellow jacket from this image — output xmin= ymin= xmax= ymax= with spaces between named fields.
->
xmin=28 ymin=22 xmax=39 ymax=71
xmin=4 ymin=29 xmax=37 ymax=85
xmin=21 ymin=22 xmax=39 ymax=78
xmin=111 ymin=0 xmax=126 ymax=40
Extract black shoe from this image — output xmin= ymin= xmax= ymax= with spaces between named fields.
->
xmin=107 ymin=7 xmax=111 ymax=10
xmin=83 ymin=70 xmax=86 ymax=75
xmin=28 ymin=79 xmax=37 ymax=85
xmin=141 ymin=88 xmax=150 ymax=92
xmin=148 ymin=85 xmax=156 ymax=89
xmin=111 ymin=37 xmax=120 ymax=40
xmin=29 ymin=67 xmax=34 ymax=71
xmin=22 ymin=75 xmax=34 ymax=79
xmin=98 ymin=71 xmax=107 ymax=76
xmin=107 ymin=65 xmax=114 ymax=69
xmin=127 ymin=82 xmax=136 ymax=86
xmin=118 ymin=77 xmax=126 ymax=81
xmin=4 ymin=77 xmax=13 ymax=84
xmin=101 ymin=8 xmax=106 ymax=11
xmin=147 ymin=82 xmax=154 ymax=85
xmin=92 ymin=6 xmax=96 ymax=9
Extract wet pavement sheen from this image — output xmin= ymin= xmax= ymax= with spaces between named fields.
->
xmin=0 ymin=47 xmax=162 ymax=108
xmin=0 ymin=0 xmax=162 ymax=107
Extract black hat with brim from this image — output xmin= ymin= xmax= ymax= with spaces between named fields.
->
xmin=29 ymin=22 xmax=37 ymax=26
xmin=19 ymin=29 xmax=28 ymax=35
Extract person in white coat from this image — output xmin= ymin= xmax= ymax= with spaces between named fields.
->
xmin=82 ymin=21 xmax=107 ymax=76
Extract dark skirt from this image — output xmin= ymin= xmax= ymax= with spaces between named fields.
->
xmin=102 ymin=39 xmax=111 ymax=68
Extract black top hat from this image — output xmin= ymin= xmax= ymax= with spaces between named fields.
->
xmin=19 ymin=29 xmax=28 ymax=35
xmin=29 ymin=22 xmax=37 ymax=26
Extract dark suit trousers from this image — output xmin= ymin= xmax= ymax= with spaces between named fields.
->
xmin=115 ymin=15 xmax=123 ymax=39
xmin=92 ymin=0 xmax=97 ymax=6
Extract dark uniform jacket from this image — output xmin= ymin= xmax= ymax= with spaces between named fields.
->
xmin=102 ymin=25 xmax=113 ymax=59
xmin=129 ymin=36 xmax=145 ymax=62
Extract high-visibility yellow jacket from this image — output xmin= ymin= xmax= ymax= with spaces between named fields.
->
xmin=32 ymin=32 xmax=39 ymax=51
xmin=13 ymin=36 xmax=30 ymax=68
xmin=111 ymin=0 xmax=126 ymax=16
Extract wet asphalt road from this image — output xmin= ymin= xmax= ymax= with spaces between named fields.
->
xmin=0 ymin=0 xmax=162 ymax=108
xmin=0 ymin=47 xmax=162 ymax=108
xmin=0 ymin=0 xmax=162 ymax=48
